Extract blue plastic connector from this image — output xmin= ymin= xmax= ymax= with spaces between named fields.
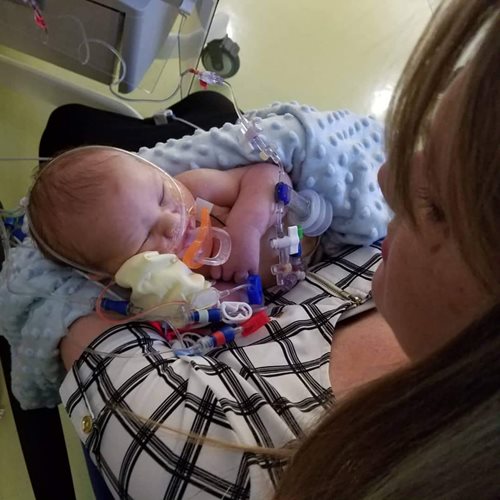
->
xmin=247 ymin=274 xmax=264 ymax=305
xmin=191 ymin=308 xmax=222 ymax=323
xmin=3 ymin=216 xmax=27 ymax=242
xmin=217 ymin=325 xmax=237 ymax=343
xmin=100 ymin=298 xmax=130 ymax=316
xmin=275 ymin=182 xmax=292 ymax=205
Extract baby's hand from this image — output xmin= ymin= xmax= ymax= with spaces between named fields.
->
xmin=210 ymin=225 xmax=261 ymax=283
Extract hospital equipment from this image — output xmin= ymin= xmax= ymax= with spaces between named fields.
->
xmin=191 ymin=69 xmax=334 ymax=289
xmin=0 ymin=0 xmax=223 ymax=93
xmin=96 ymin=264 xmax=266 ymax=356
xmin=108 ymin=249 xmax=263 ymax=323
xmin=98 ymin=273 xmax=263 ymax=326
xmin=201 ymin=34 xmax=240 ymax=79
xmin=171 ymin=309 xmax=270 ymax=356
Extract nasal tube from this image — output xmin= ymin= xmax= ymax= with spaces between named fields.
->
xmin=275 ymin=182 xmax=333 ymax=237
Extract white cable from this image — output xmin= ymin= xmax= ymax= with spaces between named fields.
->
xmin=47 ymin=12 xmax=189 ymax=103
xmin=0 ymin=157 xmax=52 ymax=161
xmin=172 ymin=115 xmax=204 ymax=131
xmin=56 ymin=15 xmax=90 ymax=65
xmin=74 ymin=269 xmax=123 ymax=300
xmin=85 ymin=38 xmax=127 ymax=84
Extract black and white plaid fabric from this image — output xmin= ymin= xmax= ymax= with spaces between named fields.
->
xmin=60 ymin=244 xmax=381 ymax=500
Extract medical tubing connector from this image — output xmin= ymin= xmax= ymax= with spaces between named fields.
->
xmin=275 ymin=182 xmax=333 ymax=237
xmin=98 ymin=275 xmax=264 ymax=326
xmin=189 ymin=69 xmax=284 ymax=169
xmin=100 ymin=298 xmax=224 ymax=325
xmin=191 ymin=69 xmax=304 ymax=290
xmin=173 ymin=309 xmax=270 ymax=356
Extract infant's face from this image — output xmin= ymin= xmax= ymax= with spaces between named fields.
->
xmin=70 ymin=154 xmax=195 ymax=274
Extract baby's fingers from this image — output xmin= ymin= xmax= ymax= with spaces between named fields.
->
xmin=233 ymin=271 xmax=249 ymax=284
xmin=210 ymin=266 xmax=222 ymax=281
xmin=221 ymin=265 xmax=236 ymax=282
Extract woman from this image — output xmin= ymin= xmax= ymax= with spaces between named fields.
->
xmin=60 ymin=0 xmax=499 ymax=498
xmin=275 ymin=0 xmax=500 ymax=497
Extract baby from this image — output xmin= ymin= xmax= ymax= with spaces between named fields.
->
xmin=29 ymin=100 xmax=393 ymax=289
xmin=2 ymin=101 xmax=391 ymax=410
xmin=27 ymin=146 xmax=314 ymax=288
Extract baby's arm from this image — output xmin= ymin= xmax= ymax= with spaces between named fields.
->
xmin=177 ymin=163 xmax=289 ymax=282
xmin=140 ymin=103 xmax=390 ymax=248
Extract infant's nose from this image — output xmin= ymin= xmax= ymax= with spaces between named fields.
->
xmin=164 ymin=213 xmax=181 ymax=236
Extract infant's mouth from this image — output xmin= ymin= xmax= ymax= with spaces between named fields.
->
xmin=177 ymin=217 xmax=197 ymax=255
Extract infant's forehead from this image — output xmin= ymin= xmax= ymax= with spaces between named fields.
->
xmin=51 ymin=148 xmax=163 ymax=188
xmin=105 ymin=151 xmax=159 ymax=177
xmin=51 ymin=149 xmax=125 ymax=175
xmin=69 ymin=151 xmax=157 ymax=188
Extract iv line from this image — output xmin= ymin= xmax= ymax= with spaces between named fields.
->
xmin=0 ymin=157 xmax=52 ymax=161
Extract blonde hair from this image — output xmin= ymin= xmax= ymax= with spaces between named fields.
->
xmin=28 ymin=147 xmax=119 ymax=271
xmin=275 ymin=0 xmax=500 ymax=498
xmin=386 ymin=0 xmax=500 ymax=296
xmin=275 ymin=305 xmax=500 ymax=499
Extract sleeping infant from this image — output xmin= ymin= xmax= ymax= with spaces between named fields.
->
xmin=1 ymin=101 xmax=391 ymax=409
xmin=27 ymin=145 xmax=314 ymax=288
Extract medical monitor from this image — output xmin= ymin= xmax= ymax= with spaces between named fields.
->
xmin=0 ymin=0 xmax=217 ymax=93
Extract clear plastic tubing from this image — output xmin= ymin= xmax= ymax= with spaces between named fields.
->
xmin=288 ymin=189 xmax=311 ymax=219
xmin=275 ymin=182 xmax=333 ymax=238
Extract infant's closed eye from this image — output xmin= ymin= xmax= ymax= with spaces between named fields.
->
xmin=160 ymin=183 xmax=166 ymax=206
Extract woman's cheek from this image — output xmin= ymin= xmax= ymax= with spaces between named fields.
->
xmin=371 ymin=260 xmax=386 ymax=309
